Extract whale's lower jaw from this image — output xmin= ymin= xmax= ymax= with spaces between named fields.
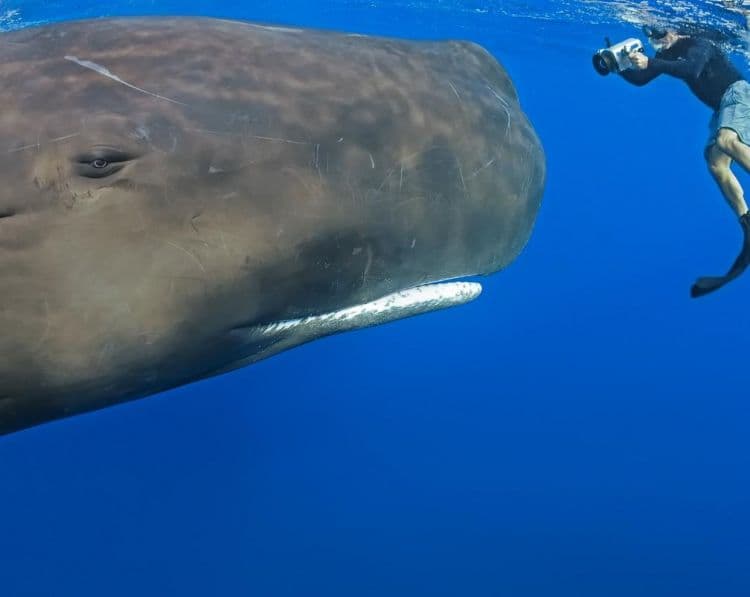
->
xmin=212 ymin=281 xmax=483 ymax=377
xmin=0 ymin=281 xmax=482 ymax=436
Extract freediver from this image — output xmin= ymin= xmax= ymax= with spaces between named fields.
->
xmin=621 ymin=25 xmax=750 ymax=297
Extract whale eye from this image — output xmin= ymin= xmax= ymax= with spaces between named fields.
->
xmin=73 ymin=147 xmax=136 ymax=179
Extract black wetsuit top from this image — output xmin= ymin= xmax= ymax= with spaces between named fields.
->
xmin=620 ymin=37 xmax=744 ymax=110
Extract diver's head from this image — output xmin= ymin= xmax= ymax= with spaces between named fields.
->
xmin=642 ymin=25 xmax=680 ymax=51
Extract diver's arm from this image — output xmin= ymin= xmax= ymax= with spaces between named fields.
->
xmin=648 ymin=42 xmax=712 ymax=80
xmin=619 ymin=64 xmax=661 ymax=86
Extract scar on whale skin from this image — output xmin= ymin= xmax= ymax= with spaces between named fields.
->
xmin=65 ymin=55 xmax=188 ymax=106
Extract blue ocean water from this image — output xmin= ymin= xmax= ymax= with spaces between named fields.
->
xmin=1 ymin=1 xmax=749 ymax=595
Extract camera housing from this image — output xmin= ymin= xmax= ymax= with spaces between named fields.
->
xmin=592 ymin=38 xmax=644 ymax=76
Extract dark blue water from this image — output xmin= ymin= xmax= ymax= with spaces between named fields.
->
xmin=2 ymin=1 xmax=749 ymax=595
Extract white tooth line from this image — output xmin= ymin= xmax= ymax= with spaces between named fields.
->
xmin=251 ymin=281 xmax=482 ymax=338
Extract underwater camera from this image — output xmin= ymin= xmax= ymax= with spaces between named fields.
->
xmin=592 ymin=37 xmax=644 ymax=76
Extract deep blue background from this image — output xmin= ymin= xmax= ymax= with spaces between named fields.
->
xmin=1 ymin=2 xmax=749 ymax=596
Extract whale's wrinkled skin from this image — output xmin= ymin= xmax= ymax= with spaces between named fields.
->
xmin=0 ymin=17 xmax=545 ymax=435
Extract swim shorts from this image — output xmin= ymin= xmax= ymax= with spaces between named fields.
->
xmin=708 ymin=79 xmax=750 ymax=147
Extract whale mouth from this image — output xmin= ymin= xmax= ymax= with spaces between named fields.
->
xmin=216 ymin=281 xmax=483 ymax=377
xmin=256 ymin=280 xmax=483 ymax=339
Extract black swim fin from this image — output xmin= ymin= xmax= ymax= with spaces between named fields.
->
xmin=691 ymin=213 xmax=750 ymax=298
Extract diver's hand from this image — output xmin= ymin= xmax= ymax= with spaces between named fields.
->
xmin=629 ymin=52 xmax=649 ymax=70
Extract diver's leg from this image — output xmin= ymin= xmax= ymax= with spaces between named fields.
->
xmin=692 ymin=144 xmax=750 ymax=298
xmin=706 ymin=142 xmax=749 ymax=216
xmin=714 ymin=128 xmax=750 ymax=182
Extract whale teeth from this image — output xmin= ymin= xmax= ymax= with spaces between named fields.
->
xmin=254 ymin=281 xmax=483 ymax=339
xmin=220 ymin=281 xmax=483 ymax=375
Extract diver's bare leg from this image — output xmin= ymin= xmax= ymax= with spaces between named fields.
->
xmin=706 ymin=143 xmax=750 ymax=216
xmin=714 ymin=128 xmax=750 ymax=181
xmin=693 ymin=143 xmax=750 ymax=298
